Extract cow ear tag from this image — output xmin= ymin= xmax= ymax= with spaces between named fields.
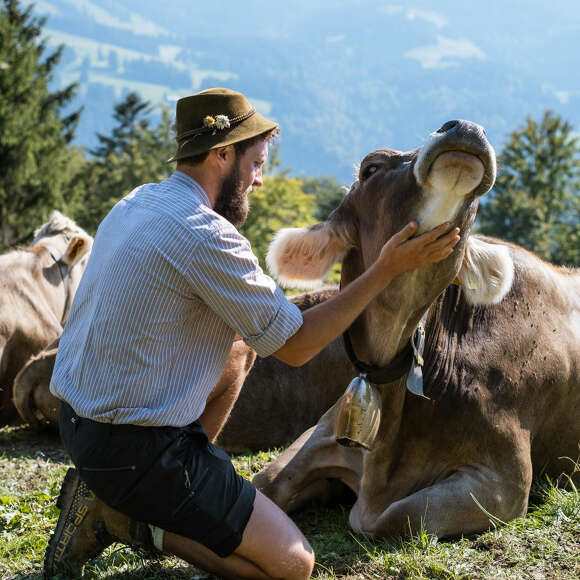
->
xmin=406 ymin=320 xmax=430 ymax=399
xmin=335 ymin=374 xmax=382 ymax=450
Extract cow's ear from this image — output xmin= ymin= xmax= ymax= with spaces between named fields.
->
xmin=63 ymin=234 xmax=92 ymax=267
xmin=456 ymin=236 xmax=514 ymax=304
xmin=267 ymin=219 xmax=354 ymax=289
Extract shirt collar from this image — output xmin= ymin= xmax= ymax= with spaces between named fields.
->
xmin=171 ymin=170 xmax=212 ymax=208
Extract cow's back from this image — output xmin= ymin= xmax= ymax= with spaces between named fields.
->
xmin=218 ymin=336 xmax=354 ymax=452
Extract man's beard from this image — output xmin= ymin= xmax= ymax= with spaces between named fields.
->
xmin=214 ymin=160 xmax=249 ymax=228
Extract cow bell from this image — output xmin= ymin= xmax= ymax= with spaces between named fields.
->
xmin=335 ymin=374 xmax=381 ymax=450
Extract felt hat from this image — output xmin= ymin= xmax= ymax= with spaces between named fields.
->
xmin=168 ymin=88 xmax=278 ymax=162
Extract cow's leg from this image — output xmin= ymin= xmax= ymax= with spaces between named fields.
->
xmin=13 ymin=345 xmax=59 ymax=428
xmin=351 ymin=457 xmax=533 ymax=538
xmin=199 ymin=340 xmax=256 ymax=442
xmin=253 ymin=403 xmax=364 ymax=513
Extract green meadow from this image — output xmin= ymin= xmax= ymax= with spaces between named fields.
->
xmin=1 ymin=425 xmax=578 ymax=580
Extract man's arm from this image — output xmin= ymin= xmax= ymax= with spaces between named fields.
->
xmin=273 ymin=221 xmax=460 ymax=366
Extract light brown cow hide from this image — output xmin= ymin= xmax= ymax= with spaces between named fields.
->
xmin=0 ymin=211 xmax=92 ymax=424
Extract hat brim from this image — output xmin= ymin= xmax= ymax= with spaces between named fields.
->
xmin=168 ymin=111 xmax=278 ymax=162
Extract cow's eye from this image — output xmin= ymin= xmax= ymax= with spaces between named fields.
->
xmin=361 ymin=164 xmax=379 ymax=180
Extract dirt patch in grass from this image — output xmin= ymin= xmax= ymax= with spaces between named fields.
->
xmin=0 ymin=426 xmax=69 ymax=498
xmin=0 ymin=425 xmax=67 ymax=462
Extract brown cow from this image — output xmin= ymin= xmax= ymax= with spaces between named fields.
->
xmin=217 ymin=287 xmax=354 ymax=452
xmin=0 ymin=212 xmax=92 ymax=424
xmin=253 ymin=119 xmax=580 ymax=539
xmin=13 ymin=339 xmax=60 ymax=428
xmin=13 ymin=288 xmax=353 ymax=452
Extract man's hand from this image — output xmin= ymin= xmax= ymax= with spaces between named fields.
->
xmin=273 ymin=220 xmax=460 ymax=367
xmin=376 ymin=221 xmax=460 ymax=279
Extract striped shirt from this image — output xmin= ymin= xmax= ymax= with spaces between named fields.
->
xmin=50 ymin=171 xmax=303 ymax=427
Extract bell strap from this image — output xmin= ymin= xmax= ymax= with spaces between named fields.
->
xmin=342 ymin=330 xmax=414 ymax=385
xmin=342 ymin=310 xmax=430 ymax=390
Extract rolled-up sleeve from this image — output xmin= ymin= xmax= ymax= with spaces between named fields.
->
xmin=186 ymin=225 xmax=303 ymax=358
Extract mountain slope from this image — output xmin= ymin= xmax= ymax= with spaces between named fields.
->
xmin=30 ymin=0 xmax=580 ymax=182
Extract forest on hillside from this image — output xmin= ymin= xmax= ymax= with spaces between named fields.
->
xmin=1 ymin=0 xmax=579 ymax=269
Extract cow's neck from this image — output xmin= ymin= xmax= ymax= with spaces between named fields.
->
xmin=342 ymin=252 xmax=423 ymax=369
xmin=360 ymin=374 xmax=408 ymax=492
xmin=343 ymin=200 xmax=478 ymax=369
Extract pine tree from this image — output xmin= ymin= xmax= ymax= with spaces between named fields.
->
xmin=0 ymin=0 xmax=81 ymax=248
xmin=90 ymin=92 xmax=151 ymax=159
xmin=76 ymin=92 xmax=174 ymax=233
xmin=478 ymin=111 xmax=580 ymax=266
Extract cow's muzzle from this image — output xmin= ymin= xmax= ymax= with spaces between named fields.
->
xmin=414 ymin=119 xmax=497 ymax=198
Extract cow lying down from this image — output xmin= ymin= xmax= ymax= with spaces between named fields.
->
xmin=0 ymin=212 xmax=92 ymax=424
xmin=253 ymin=120 xmax=580 ymax=539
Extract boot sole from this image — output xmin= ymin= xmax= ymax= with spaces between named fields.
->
xmin=56 ymin=467 xmax=79 ymax=511
xmin=44 ymin=468 xmax=95 ymax=578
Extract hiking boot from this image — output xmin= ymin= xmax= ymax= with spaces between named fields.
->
xmin=44 ymin=468 xmax=156 ymax=578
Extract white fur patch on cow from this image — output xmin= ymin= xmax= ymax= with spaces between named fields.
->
xmin=415 ymin=152 xmax=485 ymax=233
xmin=457 ymin=236 xmax=514 ymax=304
xmin=267 ymin=226 xmax=348 ymax=289
xmin=416 ymin=196 xmax=464 ymax=233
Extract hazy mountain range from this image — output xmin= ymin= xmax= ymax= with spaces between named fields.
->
xmin=30 ymin=0 xmax=580 ymax=182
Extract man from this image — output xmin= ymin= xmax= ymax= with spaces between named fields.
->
xmin=45 ymin=88 xmax=460 ymax=580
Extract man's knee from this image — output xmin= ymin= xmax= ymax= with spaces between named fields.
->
xmin=239 ymin=491 xmax=315 ymax=579
xmin=285 ymin=544 xmax=315 ymax=580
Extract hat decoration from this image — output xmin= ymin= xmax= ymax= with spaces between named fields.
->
xmin=178 ymin=107 xmax=256 ymax=146
xmin=203 ymin=114 xmax=231 ymax=133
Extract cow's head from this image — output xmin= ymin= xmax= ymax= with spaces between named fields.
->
xmin=268 ymin=120 xmax=514 ymax=364
xmin=32 ymin=211 xmax=93 ymax=302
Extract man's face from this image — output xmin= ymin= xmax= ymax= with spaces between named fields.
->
xmin=214 ymin=139 xmax=268 ymax=228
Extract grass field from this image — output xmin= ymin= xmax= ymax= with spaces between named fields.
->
xmin=1 ymin=425 xmax=578 ymax=580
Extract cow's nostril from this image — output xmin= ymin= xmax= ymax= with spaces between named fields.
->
xmin=437 ymin=120 xmax=459 ymax=134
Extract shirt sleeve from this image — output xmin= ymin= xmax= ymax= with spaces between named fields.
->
xmin=186 ymin=225 xmax=303 ymax=358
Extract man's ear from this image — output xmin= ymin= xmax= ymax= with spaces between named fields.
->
xmin=208 ymin=146 xmax=233 ymax=170
xmin=217 ymin=145 xmax=234 ymax=161
xmin=456 ymin=236 xmax=514 ymax=304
